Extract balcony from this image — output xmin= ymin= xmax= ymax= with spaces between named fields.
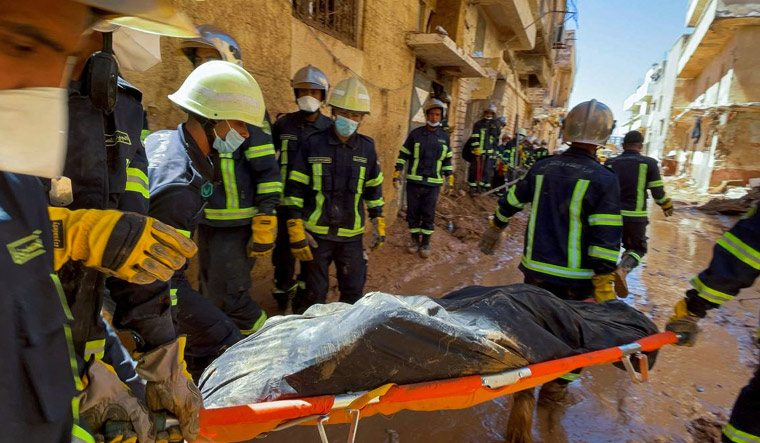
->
xmin=679 ymin=0 xmax=760 ymax=78
xmin=685 ymin=0 xmax=710 ymax=27
xmin=515 ymin=53 xmax=551 ymax=87
xmin=470 ymin=0 xmax=537 ymax=50
xmin=405 ymin=33 xmax=488 ymax=78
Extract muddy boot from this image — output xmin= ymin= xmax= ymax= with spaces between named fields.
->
xmin=612 ymin=253 xmax=639 ymax=298
xmin=419 ymin=234 xmax=432 ymax=259
xmin=273 ymin=283 xmax=298 ymax=314
xmin=469 ymin=187 xmax=479 ymax=196
xmin=537 ymin=381 xmax=580 ymax=408
xmin=407 ymin=233 xmax=421 ymax=254
xmin=506 ymin=388 xmax=535 ymax=443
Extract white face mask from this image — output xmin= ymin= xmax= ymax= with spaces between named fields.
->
xmin=427 ymin=120 xmax=442 ymax=128
xmin=297 ymin=95 xmax=322 ymax=113
xmin=112 ymin=27 xmax=162 ymax=72
xmin=0 ymin=87 xmax=68 ymax=178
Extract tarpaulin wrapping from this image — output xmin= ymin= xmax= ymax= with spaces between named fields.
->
xmin=199 ymin=284 xmax=658 ymax=408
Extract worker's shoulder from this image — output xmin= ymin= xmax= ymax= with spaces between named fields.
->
xmin=642 ymin=155 xmax=661 ymax=167
xmin=357 ymin=133 xmax=376 ymax=148
xmin=117 ymin=77 xmax=143 ymax=102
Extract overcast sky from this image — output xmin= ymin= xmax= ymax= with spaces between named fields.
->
xmin=568 ymin=0 xmax=690 ymax=130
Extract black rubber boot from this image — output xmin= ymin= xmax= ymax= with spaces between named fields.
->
xmin=407 ymin=233 xmax=421 ymax=254
xmin=419 ymin=234 xmax=432 ymax=259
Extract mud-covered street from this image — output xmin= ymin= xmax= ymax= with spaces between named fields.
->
xmin=248 ymin=190 xmax=760 ymax=443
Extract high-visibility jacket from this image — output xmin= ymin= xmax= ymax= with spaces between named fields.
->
xmin=395 ymin=126 xmax=453 ymax=187
xmin=272 ymin=110 xmax=332 ymax=218
xmin=1 ymin=172 xmax=82 ymax=441
xmin=286 ymin=128 xmax=384 ymax=241
xmin=501 ymin=141 xmax=521 ymax=168
xmin=535 ymin=147 xmax=549 ymax=159
xmin=605 ymin=150 xmax=669 ymax=221
xmin=200 ymin=115 xmax=281 ymax=226
xmin=55 ymin=77 xmax=160 ymax=363
xmin=463 ymin=118 xmax=500 ymax=161
xmin=492 ymin=147 xmax=623 ymax=288
xmin=687 ymin=201 xmax=760 ymax=313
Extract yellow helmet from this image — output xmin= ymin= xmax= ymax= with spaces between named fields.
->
xmin=168 ymin=60 xmax=265 ymax=127
xmin=76 ymin=0 xmax=198 ymax=38
xmin=327 ymin=77 xmax=371 ymax=113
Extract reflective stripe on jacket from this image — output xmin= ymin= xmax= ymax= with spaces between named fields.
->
xmin=605 ymin=150 xmax=668 ymax=220
xmin=395 ymin=126 xmax=452 ymax=187
xmin=285 ymin=128 xmax=384 ymax=241
xmin=493 ymin=147 xmax=622 ymax=287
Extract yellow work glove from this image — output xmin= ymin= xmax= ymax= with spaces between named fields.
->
xmin=473 ymin=146 xmax=483 ymax=156
xmin=80 ymin=359 xmax=154 ymax=443
xmin=49 ymin=207 xmax=197 ymax=284
xmin=665 ymin=298 xmax=700 ymax=346
xmin=135 ymin=337 xmax=202 ymax=442
xmin=287 ymin=219 xmax=315 ymax=261
xmin=479 ymin=219 xmax=505 ymax=255
xmin=247 ymin=214 xmax=277 ymax=257
xmin=591 ymin=274 xmax=616 ymax=302
xmin=392 ymin=170 xmax=401 ymax=190
xmin=448 ymin=175 xmax=454 ymax=189
xmin=370 ymin=217 xmax=386 ymax=250
xmin=660 ymin=198 xmax=674 ymax=217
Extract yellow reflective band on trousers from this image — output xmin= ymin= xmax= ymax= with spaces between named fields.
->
xmin=352 ymin=166 xmax=366 ymax=234
xmin=525 ymin=175 xmax=544 ymax=260
xmin=170 ymin=288 xmax=178 ymax=306
xmin=289 ymin=170 xmax=310 ymax=185
xmin=257 ymin=181 xmax=283 ymax=195
xmin=723 ymin=423 xmax=760 ymax=443
xmin=84 ymin=339 xmax=105 ymax=361
xmin=203 ymin=207 xmax=258 ymax=220
xmin=636 ymin=163 xmax=648 ymax=212
xmin=690 ymin=275 xmax=734 ymax=305
xmin=220 ymin=153 xmax=239 ymax=210
xmin=125 ymin=167 xmax=149 ymax=199
xmin=72 ymin=423 xmax=95 ymax=443
xmin=568 ymin=179 xmax=590 ymax=269
xmin=245 ymin=143 xmax=275 ymax=160
xmin=560 ymin=372 xmax=581 ymax=382
xmin=365 ymin=198 xmax=384 ymax=209
xmin=240 ymin=311 xmax=268 ymax=336
xmin=283 ymin=196 xmax=303 ymax=207
xmin=718 ymin=231 xmax=760 ymax=270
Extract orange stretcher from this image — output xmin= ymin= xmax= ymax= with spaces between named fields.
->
xmin=196 ymin=331 xmax=679 ymax=443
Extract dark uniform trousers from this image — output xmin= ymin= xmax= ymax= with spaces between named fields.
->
xmin=304 ymin=236 xmax=367 ymax=305
xmin=467 ymin=155 xmax=494 ymax=189
xmin=406 ymin=183 xmax=440 ymax=235
xmin=197 ymin=223 xmax=263 ymax=330
xmin=622 ymin=220 xmax=648 ymax=260
xmin=271 ymin=210 xmax=307 ymax=310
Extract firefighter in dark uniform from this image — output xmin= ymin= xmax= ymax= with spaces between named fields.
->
xmin=535 ymin=140 xmax=550 ymax=159
xmin=503 ymin=128 xmax=527 ymax=182
xmin=666 ymin=201 xmax=760 ymax=443
xmin=393 ymin=98 xmax=453 ymax=258
xmin=179 ymin=25 xmax=280 ymax=335
xmin=285 ymin=77 xmax=385 ymax=306
xmin=606 ymin=130 xmax=673 ymax=283
xmin=480 ymin=100 xmax=625 ymax=419
xmin=464 ymin=104 xmax=500 ymax=194
xmin=0 ymin=1 xmax=200 ymax=442
xmin=273 ymin=65 xmax=332 ymax=313
xmin=142 ymin=61 xmax=270 ymax=380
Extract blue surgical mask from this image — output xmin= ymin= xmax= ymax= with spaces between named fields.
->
xmin=213 ymin=121 xmax=246 ymax=154
xmin=334 ymin=115 xmax=359 ymax=138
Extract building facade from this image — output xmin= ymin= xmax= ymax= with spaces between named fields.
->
xmin=124 ymin=0 xmax=576 ymax=216
xmin=625 ymin=0 xmax=760 ymax=190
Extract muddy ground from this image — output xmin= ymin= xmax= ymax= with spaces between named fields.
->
xmin=235 ymin=188 xmax=759 ymax=443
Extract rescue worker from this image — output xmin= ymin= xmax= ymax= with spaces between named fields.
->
xmin=272 ymin=65 xmax=332 ymax=313
xmin=393 ymin=98 xmax=453 ymax=258
xmin=285 ymin=77 xmax=385 ymax=306
xmin=463 ymin=104 xmax=500 ymax=194
xmin=501 ymin=133 xmax=522 ymax=183
xmin=142 ymin=61 xmax=268 ymax=380
xmin=535 ymin=140 xmax=550 ymax=160
xmin=0 ymin=1 xmax=201 ymax=441
xmin=478 ymin=100 xmax=624 ymax=414
xmin=666 ymin=201 xmax=760 ymax=443
xmin=180 ymin=25 xmax=280 ymax=335
xmin=606 ymin=130 xmax=673 ymax=284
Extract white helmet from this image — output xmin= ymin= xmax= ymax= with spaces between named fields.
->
xmin=422 ymin=98 xmax=447 ymax=118
xmin=168 ymin=60 xmax=265 ymax=127
xmin=564 ymin=99 xmax=615 ymax=146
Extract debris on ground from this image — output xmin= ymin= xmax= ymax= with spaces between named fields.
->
xmin=698 ymin=186 xmax=760 ymax=215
